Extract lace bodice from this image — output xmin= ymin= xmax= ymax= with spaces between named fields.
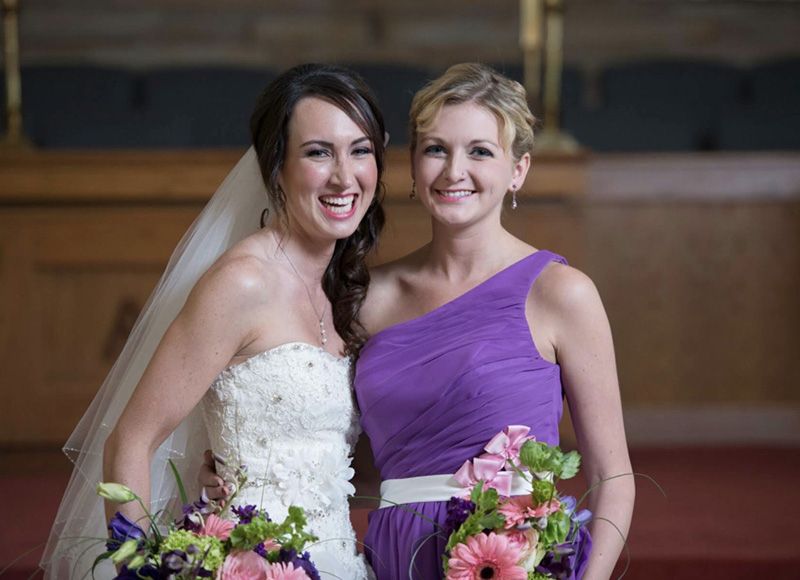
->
xmin=201 ymin=342 xmax=371 ymax=580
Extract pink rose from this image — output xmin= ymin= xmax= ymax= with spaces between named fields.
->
xmin=203 ymin=514 xmax=236 ymax=541
xmin=216 ymin=550 xmax=269 ymax=580
xmin=497 ymin=527 xmax=541 ymax=570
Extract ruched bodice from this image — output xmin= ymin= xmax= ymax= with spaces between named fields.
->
xmin=201 ymin=342 xmax=371 ymax=580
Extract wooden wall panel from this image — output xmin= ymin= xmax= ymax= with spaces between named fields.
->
xmin=0 ymin=207 xmax=203 ymax=444
xmin=585 ymin=201 xmax=800 ymax=404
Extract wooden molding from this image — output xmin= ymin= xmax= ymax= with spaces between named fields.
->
xmin=0 ymin=147 xmax=587 ymax=203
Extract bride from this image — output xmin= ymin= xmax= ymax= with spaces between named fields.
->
xmin=41 ymin=63 xmax=386 ymax=580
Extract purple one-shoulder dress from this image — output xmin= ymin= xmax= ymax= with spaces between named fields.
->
xmin=354 ymin=250 xmax=592 ymax=580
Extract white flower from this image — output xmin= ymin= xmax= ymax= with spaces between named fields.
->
xmin=315 ymin=452 xmax=355 ymax=507
xmin=271 ymin=449 xmax=316 ymax=509
xmin=269 ymin=447 xmax=355 ymax=510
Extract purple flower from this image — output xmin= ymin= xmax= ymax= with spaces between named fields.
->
xmin=177 ymin=493 xmax=222 ymax=532
xmin=254 ymin=542 xmax=270 ymax=559
xmin=536 ymin=525 xmax=594 ymax=580
xmin=444 ymin=496 xmax=476 ymax=538
xmin=107 ymin=512 xmax=147 ymax=552
xmin=278 ymin=549 xmax=321 ymax=580
xmin=114 ymin=564 xmax=160 ymax=579
xmin=232 ymin=504 xmax=269 ymax=524
xmin=161 ymin=549 xmax=190 ymax=576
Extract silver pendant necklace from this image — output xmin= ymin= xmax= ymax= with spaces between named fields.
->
xmin=275 ymin=233 xmax=328 ymax=345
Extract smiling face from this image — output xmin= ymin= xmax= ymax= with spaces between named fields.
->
xmin=413 ymin=101 xmax=530 ymax=229
xmin=278 ymin=97 xmax=378 ymax=243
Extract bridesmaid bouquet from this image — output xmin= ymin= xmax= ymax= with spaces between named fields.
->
xmin=98 ymin=459 xmax=322 ymax=580
xmin=441 ymin=426 xmax=592 ymax=580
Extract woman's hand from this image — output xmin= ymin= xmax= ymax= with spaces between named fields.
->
xmin=199 ymin=449 xmax=231 ymax=500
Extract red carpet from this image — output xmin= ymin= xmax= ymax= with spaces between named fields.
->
xmin=3 ymin=447 xmax=798 ymax=579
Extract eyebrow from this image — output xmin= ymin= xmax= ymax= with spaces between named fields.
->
xmin=421 ymin=136 xmax=500 ymax=148
xmin=299 ymin=136 xmax=371 ymax=148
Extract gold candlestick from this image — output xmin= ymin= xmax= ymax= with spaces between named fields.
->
xmin=2 ymin=0 xmax=31 ymax=148
xmin=520 ymin=0 xmax=544 ymax=106
xmin=526 ymin=0 xmax=579 ymax=154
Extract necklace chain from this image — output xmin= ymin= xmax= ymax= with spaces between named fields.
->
xmin=274 ymin=234 xmax=328 ymax=345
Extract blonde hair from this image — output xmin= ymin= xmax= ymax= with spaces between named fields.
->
xmin=409 ymin=63 xmax=536 ymax=162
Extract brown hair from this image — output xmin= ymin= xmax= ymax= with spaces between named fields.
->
xmin=250 ymin=63 xmax=386 ymax=355
xmin=409 ymin=63 xmax=536 ymax=162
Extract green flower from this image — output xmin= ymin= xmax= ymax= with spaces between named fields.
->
xmin=110 ymin=539 xmax=139 ymax=564
xmin=96 ymin=482 xmax=137 ymax=504
xmin=160 ymin=530 xmax=225 ymax=572
xmin=126 ymin=555 xmax=146 ymax=570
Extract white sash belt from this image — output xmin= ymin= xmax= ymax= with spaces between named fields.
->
xmin=379 ymin=473 xmax=533 ymax=509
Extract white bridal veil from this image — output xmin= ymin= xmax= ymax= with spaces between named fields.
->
xmin=40 ymin=147 xmax=273 ymax=579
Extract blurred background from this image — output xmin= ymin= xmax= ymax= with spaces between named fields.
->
xmin=1 ymin=0 xmax=799 ymax=578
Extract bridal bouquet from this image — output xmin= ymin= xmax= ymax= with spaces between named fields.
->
xmin=98 ymin=459 xmax=322 ymax=580
xmin=442 ymin=426 xmax=592 ymax=580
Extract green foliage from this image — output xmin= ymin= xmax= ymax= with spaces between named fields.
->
xmin=281 ymin=506 xmax=318 ymax=552
xmin=519 ymin=439 xmax=547 ymax=471
xmin=229 ymin=518 xmax=276 ymax=551
xmin=539 ymin=509 xmax=571 ymax=547
xmin=470 ymin=482 xmax=484 ymax=504
xmin=444 ymin=510 xmax=484 ymax=554
xmin=229 ymin=507 xmax=318 ymax=554
xmin=532 ymin=479 xmax=555 ymax=505
xmin=160 ymin=531 xmax=224 ymax=571
xmin=519 ymin=440 xmax=582 ymax=482
xmin=477 ymin=487 xmax=499 ymax=512
xmin=479 ymin=512 xmax=506 ymax=530
xmin=167 ymin=459 xmax=188 ymax=505
xmin=558 ymin=451 xmax=581 ymax=480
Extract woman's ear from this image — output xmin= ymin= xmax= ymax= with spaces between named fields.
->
xmin=512 ymin=152 xmax=531 ymax=189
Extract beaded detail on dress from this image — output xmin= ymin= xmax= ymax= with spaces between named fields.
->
xmin=201 ymin=342 xmax=371 ymax=580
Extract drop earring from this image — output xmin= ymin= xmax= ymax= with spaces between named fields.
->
xmin=511 ymin=185 xmax=518 ymax=210
xmin=410 ymin=181 xmax=416 ymax=199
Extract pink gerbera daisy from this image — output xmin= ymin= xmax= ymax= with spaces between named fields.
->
xmin=497 ymin=495 xmax=562 ymax=529
xmin=216 ymin=550 xmax=269 ymax=580
xmin=202 ymin=514 xmax=236 ymax=541
xmin=446 ymin=532 xmax=527 ymax=580
xmin=264 ymin=562 xmax=311 ymax=580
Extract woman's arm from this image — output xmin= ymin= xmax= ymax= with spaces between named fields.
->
xmin=102 ymin=258 xmax=263 ymax=526
xmin=540 ymin=265 xmax=635 ymax=580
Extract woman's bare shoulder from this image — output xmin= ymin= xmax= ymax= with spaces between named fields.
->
xmin=186 ymin=232 xmax=281 ymax=317
xmin=371 ymin=247 xmax=429 ymax=291
xmin=362 ymin=246 xmax=428 ymax=328
xmin=531 ymin=261 xmax=607 ymax=339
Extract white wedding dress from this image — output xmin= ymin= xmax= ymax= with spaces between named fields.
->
xmin=201 ymin=341 xmax=372 ymax=580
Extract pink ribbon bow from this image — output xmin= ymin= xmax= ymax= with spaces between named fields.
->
xmin=453 ymin=455 xmax=513 ymax=497
xmin=480 ymin=425 xmax=535 ymax=470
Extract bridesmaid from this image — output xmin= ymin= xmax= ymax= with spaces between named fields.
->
xmin=355 ymin=63 xmax=634 ymax=580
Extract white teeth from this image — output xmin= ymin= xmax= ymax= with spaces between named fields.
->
xmin=438 ymin=190 xmax=474 ymax=198
xmin=320 ymin=195 xmax=355 ymax=213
